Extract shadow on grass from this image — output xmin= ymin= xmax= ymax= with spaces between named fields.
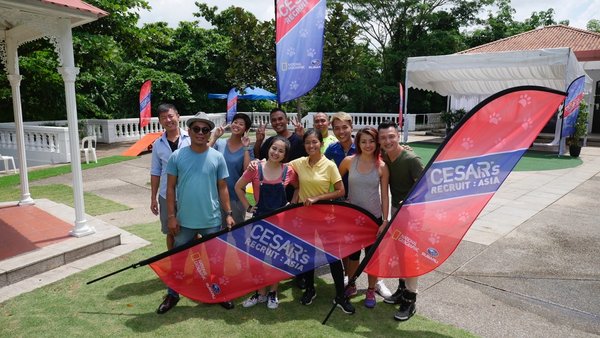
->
xmin=106 ymin=278 xmax=164 ymax=300
xmin=119 ymin=277 xmax=457 ymax=337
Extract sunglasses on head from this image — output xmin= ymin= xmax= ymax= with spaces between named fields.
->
xmin=190 ymin=126 xmax=211 ymax=134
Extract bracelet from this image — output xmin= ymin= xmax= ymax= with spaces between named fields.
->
xmin=225 ymin=210 xmax=233 ymax=217
xmin=168 ymin=214 xmax=176 ymax=218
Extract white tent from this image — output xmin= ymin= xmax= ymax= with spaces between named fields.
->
xmin=405 ymin=47 xmax=592 ymax=148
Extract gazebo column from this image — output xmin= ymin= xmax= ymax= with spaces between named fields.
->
xmin=56 ymin=18 xmax=94 ymax=237
xmin=5 ymin=37 xmax=34 ymax=205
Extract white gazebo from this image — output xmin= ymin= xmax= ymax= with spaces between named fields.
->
xmin=0 ymin=0 xmax=107 ymax=236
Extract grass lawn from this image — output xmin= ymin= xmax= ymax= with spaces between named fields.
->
xmin=0 ymin=155 xmax=136 ymax=189
xmin=0 ymin=183 xmax=130 ymax=216
xmin=0 ymin=221 xmax=475 ymax=337
xmin=408 ymin=142 xmax=582 ymax=171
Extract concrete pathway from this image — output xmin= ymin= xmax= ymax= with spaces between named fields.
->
xmin=5 ymin=135 xmax=600 ymax=337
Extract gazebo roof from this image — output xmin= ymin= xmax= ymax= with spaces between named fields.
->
xmin=0 ymin=0 xmax=107 ymax=33
xmin=460 ymin=25 xmax=600 ymax=62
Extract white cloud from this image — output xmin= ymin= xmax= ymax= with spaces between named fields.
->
xmin=138 ymin=0 xmax=596 ymax=30
xmin=137 ymin=0 xmax=274 ymax=28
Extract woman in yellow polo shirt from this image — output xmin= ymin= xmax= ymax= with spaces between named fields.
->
xmin=289 ymin=129 xmax=354 ymax=315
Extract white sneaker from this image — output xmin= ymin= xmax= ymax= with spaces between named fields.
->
xmin=242 ymin=292 xmax=267 ymax=308
xmin=267 ymin=291 xmax=279 ymax=309
xmin=375 ymin=280 xmax=392 ymax=298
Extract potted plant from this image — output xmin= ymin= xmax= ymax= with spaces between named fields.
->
xmin=440 ymin=109 xmax=467 ymax=136
xmin=566 ymin=101 xmax=589 ymax=158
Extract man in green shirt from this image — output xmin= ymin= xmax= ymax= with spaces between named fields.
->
xmin=378 ymin=120 xmax=424 ymax=322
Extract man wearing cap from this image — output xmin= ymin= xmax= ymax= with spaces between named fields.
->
xmin=156 ymin=112 xmax=236 ymax=314
xmin=150 ymin=103 xmax=190 ymax=251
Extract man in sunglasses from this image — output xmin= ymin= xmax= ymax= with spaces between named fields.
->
xmin=157 ymin=112 xmax=236 ymax=314
xmin=150 ymin=104 xmax=190 ymax=252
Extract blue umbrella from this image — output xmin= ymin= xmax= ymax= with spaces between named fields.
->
xmin=208 ymin=87 xmax=277 ymax=100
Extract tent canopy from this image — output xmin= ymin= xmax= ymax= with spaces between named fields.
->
xmin=208 ymin=87 xmax=277 ymax=100
xmin=406 ymin=48 xmax=590 ymax=97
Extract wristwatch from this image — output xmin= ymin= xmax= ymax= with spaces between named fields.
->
xmin=225 ymin=210 xmax=233 ymax=217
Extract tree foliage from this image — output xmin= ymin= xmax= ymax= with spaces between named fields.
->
xmin=0 ymin=0 xmax=574 ymax=122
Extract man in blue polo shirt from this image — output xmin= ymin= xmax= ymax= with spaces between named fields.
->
xmin=150 ymin=103 xmax=190 ymax=250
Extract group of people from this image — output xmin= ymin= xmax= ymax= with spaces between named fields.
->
xmin=149 ymin=104 xmax=424 ymax=322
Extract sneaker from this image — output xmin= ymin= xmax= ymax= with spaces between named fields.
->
xmin=384 ymin=285 xmax=406 ymax=304
xmin=394 ymin=291 xmax=417 ymax=321
xmin=300 ymin=287 xmax=317 ymax=305
xmin=242 ymin=292 xmax=267 ymax=308
xmin=267 ymin=291 xmax=279 ymax=309
xmin=364 ymin=288 xmax=376 ymax=308
xmin=220 ymin=301 xmax=235 ymax=310
xmin=156 ymin=294 xmax=179 ymax=314
xmin=375 ymin=280 xmax=392 ymax=298
xmin=344 ymin=284 xmax=358 ymax=298
xmin=333 ymin=296 xmax=355 ymax=314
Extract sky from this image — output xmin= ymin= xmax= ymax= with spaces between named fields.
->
xmin=137 ymin=0 xmax=599 ymax=30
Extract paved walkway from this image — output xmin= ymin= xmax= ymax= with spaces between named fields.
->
xmin=4 ymin=134 xmax=600 ymax=336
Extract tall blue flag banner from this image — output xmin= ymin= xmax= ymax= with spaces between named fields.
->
xmin=364 ymin=87 xmax=565 ymax=278
xmin=561 ymin=75 xmax=586 ymax=138
xmin=226 ymin=88 xmax=238 ymax=123
xmin=276 ymin=0 xmax=326 ymax=103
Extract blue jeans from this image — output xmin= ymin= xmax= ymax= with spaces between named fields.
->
xmin=167 ymin=225 xmax=221 ymax=298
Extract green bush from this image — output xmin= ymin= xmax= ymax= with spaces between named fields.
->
xmin=567 ymin=101 xmax=589 ymax=146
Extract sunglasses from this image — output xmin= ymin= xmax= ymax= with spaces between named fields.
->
xmin=190 ymin=126 xmax=211 ymax=134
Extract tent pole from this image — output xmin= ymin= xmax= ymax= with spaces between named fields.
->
xmin=402 ymin=81 xmax=409 ymax=143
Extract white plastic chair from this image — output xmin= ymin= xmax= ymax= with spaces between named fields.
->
xmin=0 ymin=153 xmax=16 ymax=174
xmin=80 ymin=135 xmax=97 ymax=164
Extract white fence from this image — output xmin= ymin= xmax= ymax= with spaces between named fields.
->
xmin=0 ymin=112 xmax=443 ymax=166
xmin=0 ymin=123 xmax=70 ymax=167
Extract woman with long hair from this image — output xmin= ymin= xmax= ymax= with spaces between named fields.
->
xmin=235 ymin=136 xmax=298 ymax=309
xmin=338 ymin=127 xmax=390 ymax=308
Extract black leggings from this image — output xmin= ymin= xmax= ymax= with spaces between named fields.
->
xmin=300 ymin=260 xmax=345 ymax=298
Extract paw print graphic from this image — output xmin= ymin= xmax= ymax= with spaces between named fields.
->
xmin=286 ymin=47 xmax=296 ymax=57
xmin=324 ymin=213 xmax=335 ymax=224
xmin=434 ymin=209 xmax=447 ymax=221
xmin=388 ymin=256 xmax=400 ymax=268
xmin=174 ymin=271 xmax=185 ymax=280
xmin=292 ymin=217 xmax=303 ymax=228
xmin=306 ymin=48 xmax=316 ymax=57
xmin=429 ymin=233 xmax=440 ymax=245
xmin=290 ymin=81 xmax=299 ymax=91
xmin=219 ymin=276 xmax=230 ymax=286
xmin=461 ymin=137 xmax=474 ymax=150
xmin=209 ymin=255 xmax=223 ymax=264
xmin=252 ymin=275 xmax=264 ymax=285
xmin=489 ymin=112 xmax=502 ymax=125
xmin=355 ymin=215 xmax=366 ymax=226
xmin=344 ymin=233 xmax=356 ymax=244
xmin=299 ymin=29 xmax=309 ymax=38
xmin=518 ymin=94 xmax=532 ymax=107
xmin=408 ymin=219 xmax=422 ymax=232
xmin=521 ymin=117 xmax=533 ymax=130
xmin=458 ymin=211 xmax=470 ymax=223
